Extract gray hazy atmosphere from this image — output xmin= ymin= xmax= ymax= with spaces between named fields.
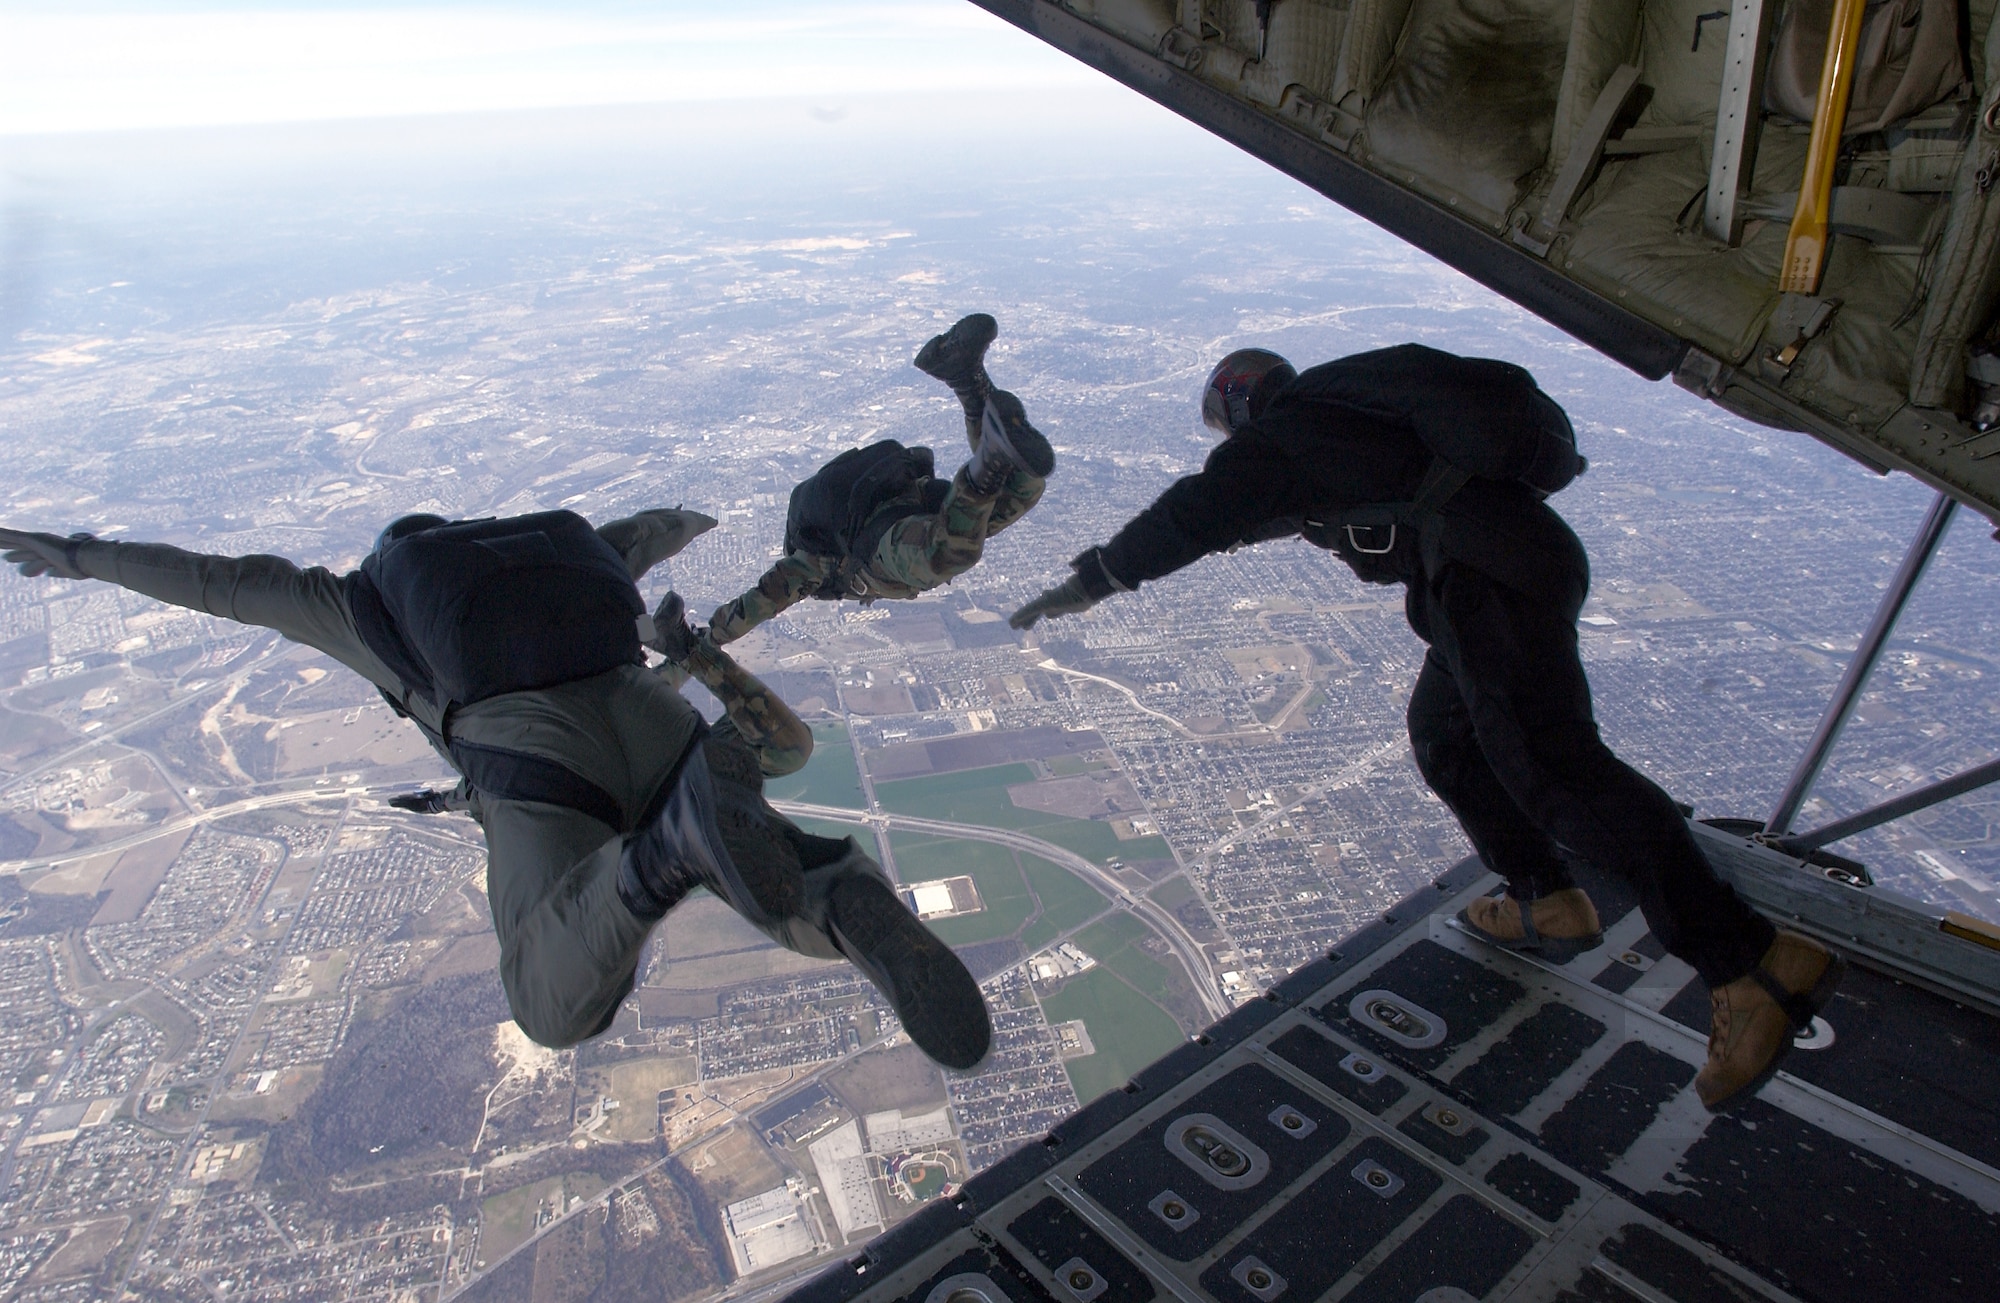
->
xmin=1 ymin=89 xmax=1996 ymax=1300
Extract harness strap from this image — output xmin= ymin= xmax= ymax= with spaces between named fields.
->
xmin=447 ymin=738 xmax=629 ymax=833
xmin=1309 ymin=457 xmax=1476 ymax=557
xmin=1748 ymin=965 xmax=1820 ymax=1031
xmin=1408 ymin=458 xmax=1471 ymax=517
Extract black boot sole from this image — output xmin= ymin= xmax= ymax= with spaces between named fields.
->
xmin=827 ymin=873 xmax=991 ymax=1070
xmin=915 ymin=313 xmax=998 ymax=390
xmin=979 ymin=390 xmax=1055 ymax=479
xmin=698 ymin=736 xmax=803 ymax=921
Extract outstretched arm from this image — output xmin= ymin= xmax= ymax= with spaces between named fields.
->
xmin=680 ymin=633 xmax=814 ymax=777
xmin=709 ymin=551 xmax=833 ymax=644
xmin=649 ymin=593 xmax=811 ymax=775
xmin=1010 ymin=436 xmax=1293 ymax=629
xmin=0 ymin=528 xmax=400 ymax=692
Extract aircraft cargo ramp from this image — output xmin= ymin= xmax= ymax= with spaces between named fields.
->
xmin=783 ymin=823 xmax=2000 ymax=1303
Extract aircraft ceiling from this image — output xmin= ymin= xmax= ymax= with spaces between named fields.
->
xmin=969 ymin=0 xmax=2000 ymax=525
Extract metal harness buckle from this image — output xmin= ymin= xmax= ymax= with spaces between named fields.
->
xmin=1342 ymin=522 xmax=1398 ymax=555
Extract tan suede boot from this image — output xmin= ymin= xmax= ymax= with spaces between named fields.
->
xmin=1696 ymin=931 xmax=1844 ymax=1113
xmin=1459 ymin=887 xmax=1604 ymax=962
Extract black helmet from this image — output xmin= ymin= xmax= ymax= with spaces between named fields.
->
xmin=373 ymin=513 xmax=448 ymax=553
xmin=1201 ymin=348 xmax=1296 ymax=436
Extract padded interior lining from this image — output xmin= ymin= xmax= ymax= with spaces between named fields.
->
xmin=1550 ymin=0 xmax=1643 ymax=167
xmin=1562 ymin=123 xmax=1924 ymax=406
xmin=1561 ymin=134 xmax=1798 ymax=361
xmin=1637 ymin=0 xmax=1734 ymax=125
xmin=1335 ymin=0 xmax=1425 ymax=108
xmin=1268 ymin=0 xmax=1351 ymax=97
xmin=1363 ymin=0 xmax=1577 ymax=227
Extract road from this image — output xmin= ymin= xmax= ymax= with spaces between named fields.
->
xmin=1 ymin=781 xmax=389 ymax=873
xmin=771 ymin=800 xmax=1235 ymax=1024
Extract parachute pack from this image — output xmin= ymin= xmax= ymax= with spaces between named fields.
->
xmin=1274 ymin=344 xmax=1584 ymax=566
xmin=1278 ymin=343 xmax=1584 ymax=498
xmin=784 ymin=439 xmax=944 ymax=596
xmin=347 ymin=510 xmax=655 ymax=830
xmin=351 ymin=509 xmax=646 ymax=711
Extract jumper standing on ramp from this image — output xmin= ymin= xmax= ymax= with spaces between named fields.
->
xmin=1010 ymin=343 xmax=1841 ymax=1112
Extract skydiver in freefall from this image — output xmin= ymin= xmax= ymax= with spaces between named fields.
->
xmin=1008 ymin=343 xmax=1842 ymax=1112
xmin=0 ymin=510 xmax=991 ymax=1069
xmin=708 ymin=313 xmax=1053 ymax=643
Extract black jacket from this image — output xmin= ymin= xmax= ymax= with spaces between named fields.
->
xmin=1087 ymin=344 xmax=1584 ymax=603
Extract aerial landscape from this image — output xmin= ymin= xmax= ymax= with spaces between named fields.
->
xmin=1 ymin=44 xmax=1998 ymax=1303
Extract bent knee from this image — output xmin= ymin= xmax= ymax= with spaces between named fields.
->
xmin=501 ymin=966 xmax=626 ymax=1049
xmin=507 ymin=1004 xmax=596 ymax=1050
xmin=760 ymin=739 xmax=812 ymax=778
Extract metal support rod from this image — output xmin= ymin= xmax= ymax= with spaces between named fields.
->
xmin=1778 ymin=755 xmax=2000 ymax=855
xmin=1766 ymin=490 xmax=1959 ymax=834
xmin=1704 ymin=0 xmax=1778 ymax=244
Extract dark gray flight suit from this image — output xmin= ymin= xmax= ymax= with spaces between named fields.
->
xmin=72 ymin=524 xmax=840 ymax=1046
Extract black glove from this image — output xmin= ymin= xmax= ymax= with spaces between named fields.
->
xmin=389 ymin=789 xmax=451 ymax=815
xmin=1009 ymin=575 xmax=1097 ymax=629
xmin=0 ymin=529 xmax=95 ymax=580
xmin=1010 ymin=549 xmax=1126 ymax=630
xmin=646 ymin=591 xmax=697 ymax=662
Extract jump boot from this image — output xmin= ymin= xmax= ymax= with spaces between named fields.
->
xmin=1459 ymin=887 xmax=1605 ymax=962
xmin=617 ymin=651 xmax=805 ymax=928
xmin=1696 ymin=930 xmax=1844 ymax=1112
xmin=965 ymin=389 xmax=1055 ymax=495
xmin=915 ymin=312 xmax=999 ymax=448
xmin=818 ymin=862 xmax=992 ymax=1070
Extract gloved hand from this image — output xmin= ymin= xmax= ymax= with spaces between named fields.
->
xmin=388 ymin=788 xmax=452 ymax=815
xmin=0 ymin=529 xmax=94 ymax=580
xmin=1009 ymin=575 xmax=1098 ymax=629
xmin=598 ymin=508 xmax=719 ymax=580
xmin=646 ymin=592 xmax=697 ymax=662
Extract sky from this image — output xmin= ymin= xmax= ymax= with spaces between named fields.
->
xmin=0 ymin=1 xmax=1096 ymax=136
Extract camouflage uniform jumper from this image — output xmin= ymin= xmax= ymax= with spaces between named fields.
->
xmin=709 ymin=462 xmax=1043 ymax=643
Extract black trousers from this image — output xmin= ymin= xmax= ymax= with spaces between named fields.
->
xmin=1403 ymin=550 xmax=1774 ymax=989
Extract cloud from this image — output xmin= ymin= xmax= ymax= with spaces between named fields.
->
xmin=0 ymin=1 xmax=1093 ymax=136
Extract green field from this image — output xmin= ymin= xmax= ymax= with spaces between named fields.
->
xmin=764 ymin=723 xmax=865 ymax=808
xmin=893 ymin=834 xmax=1034 ymax=945
xmin=787 ymin=814 xmax=871 ymax=845
xmin=1148 ymin=875 xmax=1198 ymax=913
xmin=1021 ymin=854 xmax=1106 ymax=934
xmin=1039 ymin=966 xmax=1188 ymax=1102
xmin=480 ymin=1172 xmax=609 ymax=1262
xmin=884 ymin=834 xmax=1110 ymax=949
xmin=873 ymin=763 xmax=1173 ymax=865
xmin=1076 ymin=914 xmax=1186 ymax=999
xmin=1019 ymin=917 xmax=1060 ymax=953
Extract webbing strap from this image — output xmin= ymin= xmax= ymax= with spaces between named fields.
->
xmin=1408 ymin=458 xmax=1471 ymax=517
xmin=447 ymin=738 xmax=628 ymax=833
xmin=1748 ymin=965 xmax=1820 ymax=1031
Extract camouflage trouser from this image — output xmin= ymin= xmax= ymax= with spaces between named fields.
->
xmin=868 ymin=466 xmax=1045 ymax=593
xmin=674 ymin=632 xmax=814 ymax=778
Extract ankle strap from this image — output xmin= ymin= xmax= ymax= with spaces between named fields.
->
xmin=1515 ymin=897 xmax=1541 ymax=947
xmin=1749 ymin=966 xmax=1817 ymax=1030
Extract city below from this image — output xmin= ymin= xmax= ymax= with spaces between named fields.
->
xmin=1 ymin=101 xmax=1997 ymax=1303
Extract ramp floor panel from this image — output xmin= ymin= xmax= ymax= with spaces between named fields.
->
xmin=788 ymin=851 xmax=2000 ymax=1303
